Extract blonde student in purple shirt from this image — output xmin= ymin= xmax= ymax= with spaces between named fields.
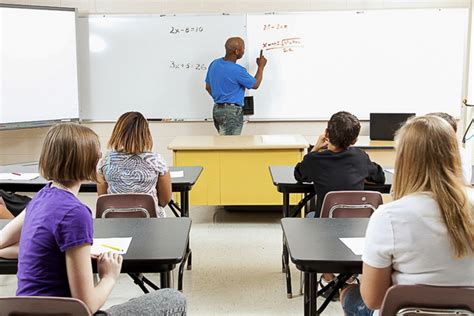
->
xmin=0 ymin=123 xmax=186 ymax=315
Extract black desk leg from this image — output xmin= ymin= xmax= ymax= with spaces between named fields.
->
xmin=160 ymin=271 xmax=171 ymax=288
xmin=180 ymin=191 xmax=192 ymax=270
xmin=304 ymin=272 xmax=318 ymax=316
xmin=177 ymin=190 xmax=192 ymax=292
xmin=282 ymin=192 xmax=292 ymax=298
xmin=180 ymin=191 xmax=189 ymax=218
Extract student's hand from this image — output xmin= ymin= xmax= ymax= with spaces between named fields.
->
xmin=312 ymin=135 xmax=328 ymax=152
xmin=256 ymin=51 xmax=267 ymax=68
xmin=97 ymin=252 xmax=123 ymax=281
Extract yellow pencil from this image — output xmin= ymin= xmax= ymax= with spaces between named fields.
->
xmin=101 ymin=243 xmax=123 ymax=252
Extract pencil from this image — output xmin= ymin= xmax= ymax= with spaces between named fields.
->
xmin=101 ymin=243 xmax=123 ymax=252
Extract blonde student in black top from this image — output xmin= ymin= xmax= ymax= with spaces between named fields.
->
xmin=294 ymin=111 xmax=385 ymax=218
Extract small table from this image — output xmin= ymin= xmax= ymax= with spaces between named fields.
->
xmin=0 ymin=163 xmax=203 ymax=218
xmin=0 ymin=218 xmax=191 ymax=288
xmin=269 ymin=165 xmax=391 ymax=298
xmin=281 ymin=218 xmax=368 ymax=316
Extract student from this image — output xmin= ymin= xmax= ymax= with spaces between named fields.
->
xmin=294 ymin=111 xmax=385 ymax=298
xmin=427 ymin=112 xmax=472 ymax=184
xmin=294 ymin=111 xmax=386 ymax=217
xmin=97 ymin=112 xmax=172 ymax=217
xmin=341 ymin=116 xmax=474 ymax=316
xmin=0 ymin=123 xmax=186 ymax=315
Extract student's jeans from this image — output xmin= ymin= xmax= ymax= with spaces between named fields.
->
xmin=213 ymin=103 xmax=243 ymax=135
xmin=98 ymin=288 xmax=187 ymax=316
xmin=341 ymin=285 xmax=375 ymax=316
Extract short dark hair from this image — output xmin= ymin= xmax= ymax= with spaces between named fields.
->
xmin=327 ymin=111 xmax=361 ymax=149
xmin=427 ymin=112 xmax=457 ymax=132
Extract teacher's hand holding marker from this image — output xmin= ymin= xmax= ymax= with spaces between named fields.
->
xmin=253 ymin=49 xmax=267 ymax=89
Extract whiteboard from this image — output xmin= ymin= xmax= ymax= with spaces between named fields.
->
xmin=79 ymin=14 xmax=246 ymax=120
xmin=0 ymin=5 xmax=79 ymax=125
xmin=80 ymin=9 xmax=469 ymax=121
xmin=247 ymin=9 xmax=468 ymax=119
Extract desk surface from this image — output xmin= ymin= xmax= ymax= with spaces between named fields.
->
xmin=269 ymin=165 xmax=393 ymax=194
xmin=0 ymin=163 xmax=203 ymax=193
xmin=281 ymin=218 xmax=368 ymax=274
xmin=0 ymin=218 xmax=191 ymax=274
xmin=168 ymin=135 xmax=309 ymax=150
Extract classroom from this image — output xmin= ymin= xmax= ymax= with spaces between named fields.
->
xmin=0 ymin=0 xmax=473 ymax=315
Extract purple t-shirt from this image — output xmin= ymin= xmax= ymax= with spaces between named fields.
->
xmin=16 ymin=184 xmax=93 ymax=297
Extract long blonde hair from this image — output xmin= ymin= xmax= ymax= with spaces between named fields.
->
xmin=393 ymin=116 xmax=474 ymax=258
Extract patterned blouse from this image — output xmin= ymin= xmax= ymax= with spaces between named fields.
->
xmin=98 ymin=151 xmax=169 ymax=218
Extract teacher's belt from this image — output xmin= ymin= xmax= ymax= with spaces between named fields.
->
xmin=215 ymin=103 xmax=242 ymax=107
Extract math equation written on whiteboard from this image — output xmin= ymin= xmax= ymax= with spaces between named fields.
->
xmin=169 ymin=61 xmax=207 ymax=71
xmin=169 ymin=26 xmax=204 ymax=34
xmin=262 ymin=37 xmax=304 ymax=53
xmin=263 ymin=23 xmax=288 ymax=31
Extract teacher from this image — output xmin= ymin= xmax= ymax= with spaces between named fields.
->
xmin=205 ymin=37 xmax=267 ymax=135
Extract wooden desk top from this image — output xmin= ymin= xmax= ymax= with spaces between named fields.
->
xmin=168 ymin=135 xmax=309 ymax=150
xmin=305 ymin=135 xmax=394 ymax=149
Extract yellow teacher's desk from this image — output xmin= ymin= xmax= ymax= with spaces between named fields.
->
xmin=168 ymin=135 xmax=309 ymax=206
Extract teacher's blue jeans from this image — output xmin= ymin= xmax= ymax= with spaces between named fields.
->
xmin=213 ymin=104 xmax=243 ymax=135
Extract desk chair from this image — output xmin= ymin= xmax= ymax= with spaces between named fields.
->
xmin=311 ymin=190 xmax=383 ymax=312
xmin=96 ymin=193 xmax=161 ymax=294
xmin=0 ymin=296 xmax=91 ymax=316
xmin=380 ymin=285 xmax=474 ymax=316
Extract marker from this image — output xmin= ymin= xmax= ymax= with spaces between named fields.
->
xmin=260 ymin=49 xmax=263 ymax=58
xmin=11 ymin=172 xmax=21 ymax=176
xmin=101 ymin=243 xmax=123 ymax=252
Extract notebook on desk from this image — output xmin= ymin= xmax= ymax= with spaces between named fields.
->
xmin=370 ymin=113 xmax=415 ymax=140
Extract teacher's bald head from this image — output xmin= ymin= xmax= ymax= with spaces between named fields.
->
xmin=225 ymin=37 xmax=245 ymax=60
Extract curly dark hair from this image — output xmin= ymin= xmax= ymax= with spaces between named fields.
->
xmin=327 ymin=111 xmax=361 ymax=149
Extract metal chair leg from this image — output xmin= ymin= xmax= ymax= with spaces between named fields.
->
xmin=128 ymin=273 xmax=150 ymax=294
xmin=141 ymin=274 xmax=160 ymax=291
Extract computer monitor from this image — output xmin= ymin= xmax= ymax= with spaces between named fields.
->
xmin=370 ymin=113 xmax=415 ymax=140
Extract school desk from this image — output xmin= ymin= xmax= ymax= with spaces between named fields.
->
xmin=281 ymin=218 xmax=367 ymax=316
xmin=270 ymin=165 xmax=392 ymax=298
xmin=168 ymin=135 xmax=309 ymax=206
xmin=0 ymin=163 xmax=203 ymax=217
xmin=0 ymin=218 xmax=191 ymax=289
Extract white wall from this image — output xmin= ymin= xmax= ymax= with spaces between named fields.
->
xmin=0 ymin=0 xmax=470 ymax=165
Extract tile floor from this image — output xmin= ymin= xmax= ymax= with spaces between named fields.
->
xmin=0 ymin=193 xmax=344 ymax=315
